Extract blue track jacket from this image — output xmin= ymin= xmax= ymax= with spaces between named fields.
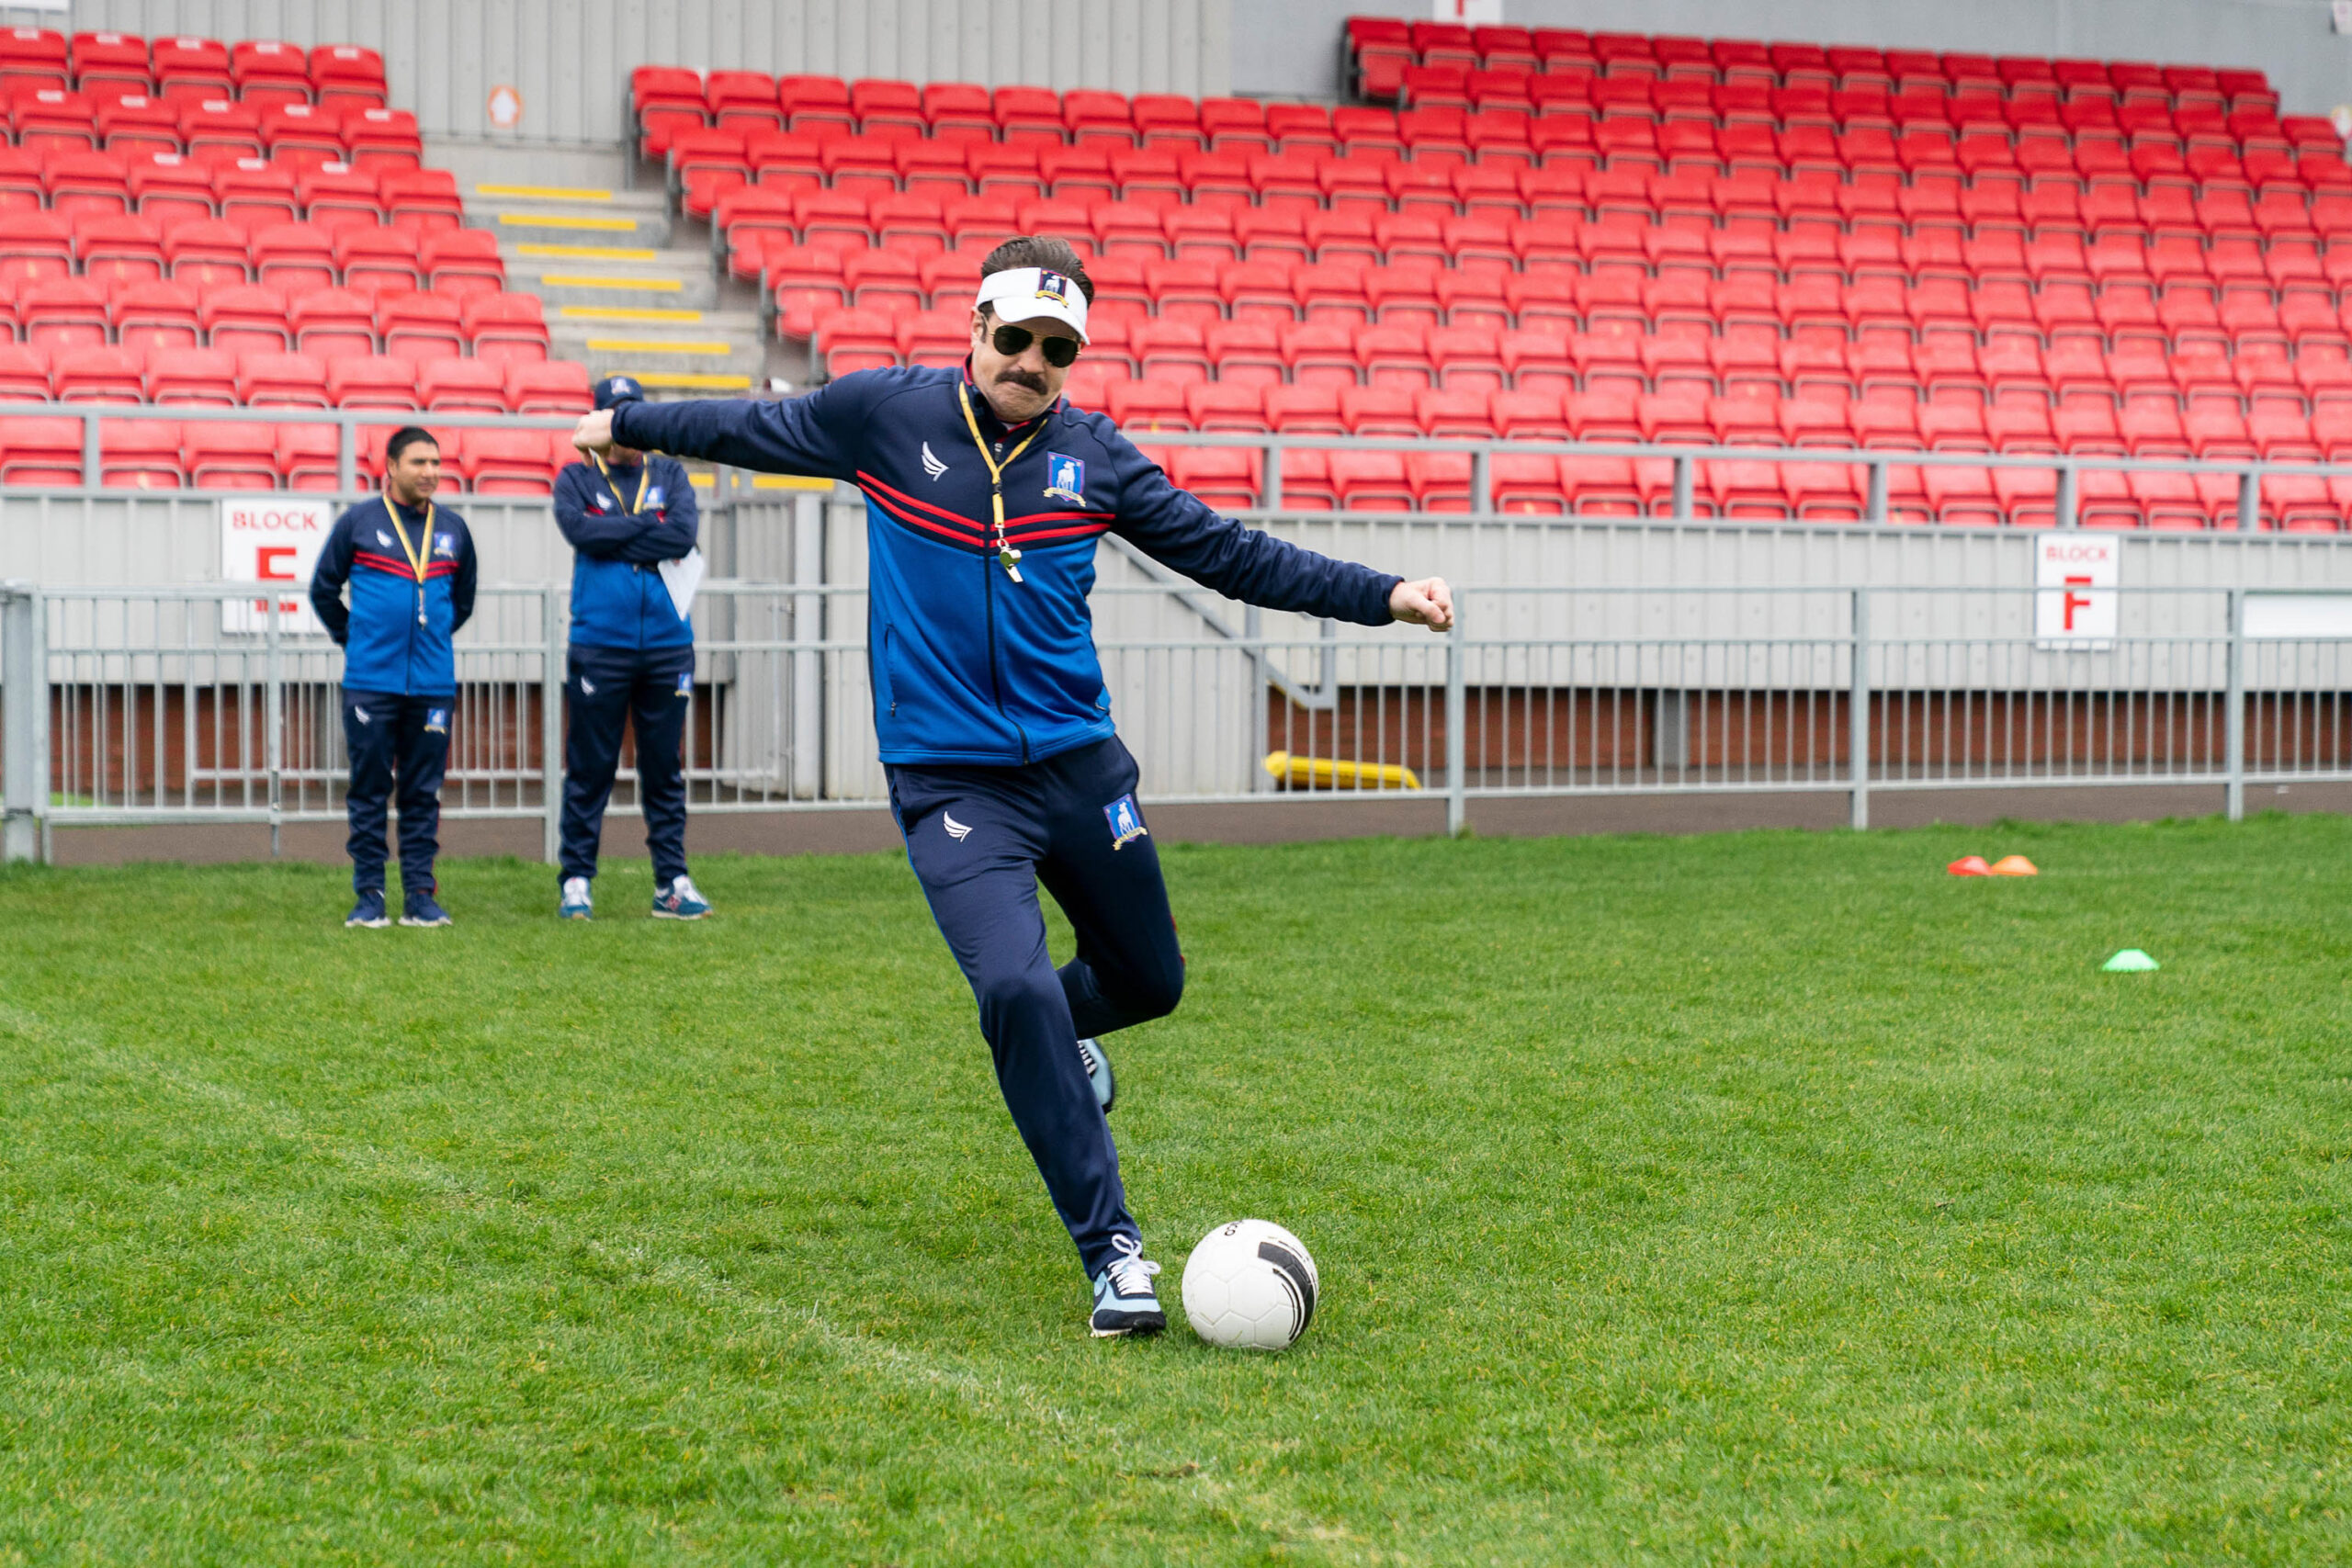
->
xmin=310 ymin=496 xmax=477 ymax=696
xmin=553 ymin=454 xmax=698 ymax=652
xmin=611 ymin=366 xmax=1402 ymax=766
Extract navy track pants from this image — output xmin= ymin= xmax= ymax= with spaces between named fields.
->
xmin=888 ymin=736 xmax=1185 ymax=1280
xmin=343 ymin=689 xmax=451 ymax=897
xmin=560 ymin=642 xmax=694 ymax=886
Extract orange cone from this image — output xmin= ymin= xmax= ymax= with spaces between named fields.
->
xmin=1988 ymin=854 xmax=2039 ymax=876
xmin=1948 ymin=855 xmax=1992 ymax=876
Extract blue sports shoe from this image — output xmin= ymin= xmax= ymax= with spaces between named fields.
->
xmin=1078 ymin=1036 xmax=1114 ymax=1114
xmin=1090 ymin=1236 xmax=1166 ymax=1337
xmin=400 ymin=891 xmax=452 ymax=928
xmin=560 ymin=876 xmax=593 ymax=919
xmin=345 ymin=889 xmax=389 ymax=928
xmin=651 ymin=874 xmax=709 ymax=919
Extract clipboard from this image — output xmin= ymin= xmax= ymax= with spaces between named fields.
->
xmin=657 ymin=547 xmax=704 ymax=620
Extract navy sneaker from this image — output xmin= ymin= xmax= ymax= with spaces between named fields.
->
xmin=400 ymin=891 xmax=452 ymax=928
xmin=651 ymin=874 xmax=709 ymax=919
xmin=345 ymin=889 xmax=389 ymax=929
xmin=560 ymin=876 xmax=593 ymax=919
xmin=1078 ymin=1035 xmax=1114 ymax=1114
xmin=1090 ymin=1236 xmax=1166 ymax=1337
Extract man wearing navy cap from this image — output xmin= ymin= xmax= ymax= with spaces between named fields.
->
xmin=551 ymin=375 xmax=709 ymax=920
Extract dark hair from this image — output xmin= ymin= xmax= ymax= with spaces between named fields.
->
xmin=385 ymin=426 xmax=439 ymax=464
xmin=978 ymin=235 xmax=1096 ymax=305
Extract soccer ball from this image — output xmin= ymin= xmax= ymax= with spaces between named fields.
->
xmin=1181 ymin=1220 xmax=1318 ymax=1350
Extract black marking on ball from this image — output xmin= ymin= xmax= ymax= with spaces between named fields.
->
xmin=1258 ymin=1240 xmax=1315 ymax=1335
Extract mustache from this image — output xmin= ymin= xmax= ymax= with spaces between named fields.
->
xmin=997 ymin=367 xmax=1048 ymax=392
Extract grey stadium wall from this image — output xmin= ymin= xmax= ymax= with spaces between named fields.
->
xmin=6 ymin=0 xmax=1235 ymax=145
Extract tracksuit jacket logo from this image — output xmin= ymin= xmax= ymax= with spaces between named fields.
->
xmin=921 ymin=442 xmax=948 ymax=479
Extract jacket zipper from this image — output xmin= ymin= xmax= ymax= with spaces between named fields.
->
xmin=979 ymin=546 xmax=1031 ymax=762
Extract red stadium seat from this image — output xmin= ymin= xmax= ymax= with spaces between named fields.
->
xmin=464 ymin=293 xmax=550 ymax=363
xmin=326 ymin=356 xmax=417 ymax=410
xmin=310 ymin=45 xmax=389 ymax=110
xmin=287 ymin=287 xmax=371 ymax=357
xmin=505 ymin=360 xmax=592 ymax=414
xmin=0 ymin=412 xmax=82 ymax=483
xmin=97 ymin=413 xmax=182 ymax=489
xmin=237 ymin=351 xmax=331 ymax=408
xmin=466 ymin=426 xmax=559 ymax=495
xmin=186 ymin=421 xmax=279 ymax=489
xmin=418 ymin=357 xmax=506 ymax=412
xmin=53 ymin=344 xmax=144 ymax=401
xmin=144 ymin=346 xmax=239 ymax=405
xmin=377 ymin=293 xmax=463 ymax=362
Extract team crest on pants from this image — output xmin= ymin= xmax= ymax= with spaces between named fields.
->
xmin=424 ymin=706 xmax=447 ymax=734
xmin=1102 ymin=793 xmax=1148 ymax=850
xmin=1044 ymin=453 xmax=1086 ymax=504
xmin=675 ymin=670 xmax=694 ymax=697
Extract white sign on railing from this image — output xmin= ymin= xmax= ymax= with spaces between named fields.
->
xmin=220 ymin=497 xmax=334 ymax=635
xmin=2034 ymin=535 xmax=2119 ymax=650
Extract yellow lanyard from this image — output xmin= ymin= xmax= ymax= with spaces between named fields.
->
xmin=383 ymin=495 xmax=434 ymax=626
xmin=956 ymin=381 xmax=1046 ymax=583
xmin=592 ymin=452 xmax=650 ymax=515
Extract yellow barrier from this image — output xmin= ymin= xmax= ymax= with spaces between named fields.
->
xmin=1261 ymin=751 xmax=1421 ymax=791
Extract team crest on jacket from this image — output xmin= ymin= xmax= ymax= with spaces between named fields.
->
xmin=1044 ymin=453 xmax=1086 ymax=504
xmin=1103 ymin=793 xmax=1148 ymax=850
xmin=434 ymin=532 xmax=455 ymax=556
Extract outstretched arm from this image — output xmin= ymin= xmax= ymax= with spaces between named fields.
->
xmin=1114 ymin=443 xmax=1449 ymax=630
xmin=577 ymin=385 xmax=860 ymax=480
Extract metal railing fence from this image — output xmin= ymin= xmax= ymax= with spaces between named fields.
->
xmin=4 ymin=580 xmax=2347 ymax=863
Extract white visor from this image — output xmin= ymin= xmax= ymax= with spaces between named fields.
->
xmin=975 ymin=265 xmax=1090 ymax=344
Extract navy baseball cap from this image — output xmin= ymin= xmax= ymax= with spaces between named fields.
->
xmin=593 ymin=375 xmax=644 ymax=411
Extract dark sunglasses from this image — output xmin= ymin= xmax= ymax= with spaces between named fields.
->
xmin=991 ymin=323 xmax=1081 ymax=367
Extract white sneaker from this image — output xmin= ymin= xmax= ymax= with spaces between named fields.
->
xmin=559 ymin=876 xmax=593 ymax=919
xmin=651 ymin=874 xmax=710 ymax=919
xmin=1090 ymin=1235 xmax=1166 ymax=1337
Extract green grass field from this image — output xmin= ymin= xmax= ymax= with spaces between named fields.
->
xmin=2 ymin=814 xmax=2349 ymax=1565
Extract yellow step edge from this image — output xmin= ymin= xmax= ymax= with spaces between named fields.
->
xmin=501 ymin=212 xmax=639 ymax=231
xmin=477 ymin=182 xmax=613 ymax=201
xmin=632 ymin=372 xmax=754 ymax=389
xmin=559 ymin=305 xmax=704 ymax=322
xmin=539 ymin=274 xmax=684 ymax=292
xmin=516 ymin=242 xmax=659 ymax=261
xmin=584 ymin=338 xmax=737 ymax=354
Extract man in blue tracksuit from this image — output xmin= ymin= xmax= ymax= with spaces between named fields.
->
xmin=309 ymin=425 xmax=477 ymax=930
xmin=552 ymin=375 xmax=709 ymax=921
xmin=572 ymin=236 xmax=1453 ymax=1337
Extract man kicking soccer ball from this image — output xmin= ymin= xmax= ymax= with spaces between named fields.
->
xmin=572 ymin=235 xmax=1451 ymax=1337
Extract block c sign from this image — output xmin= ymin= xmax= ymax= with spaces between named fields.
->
xmin=220 ymin=497 xmax=334 ymax=634
xmin=2034 ymin=534 xmax=2119 ymax=649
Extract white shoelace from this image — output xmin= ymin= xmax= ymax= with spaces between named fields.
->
xmin=1104 ymin=1234 xmax=1160 ymax=1297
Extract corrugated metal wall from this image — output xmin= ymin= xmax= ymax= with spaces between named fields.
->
xmin=6 ymin=0 xmax=1232 ymax=144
